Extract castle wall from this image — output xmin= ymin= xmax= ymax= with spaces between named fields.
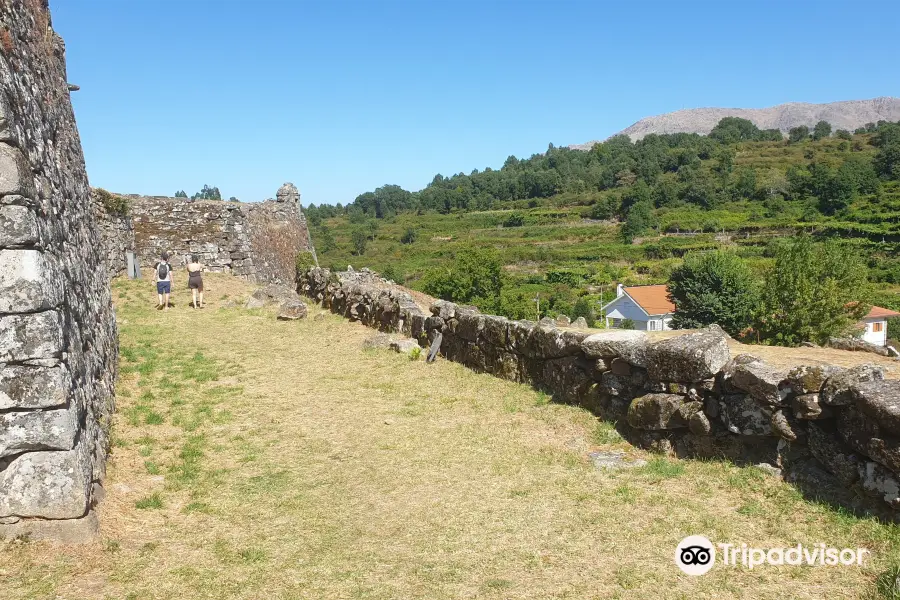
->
xmin=130 ymin=188 xmax=311 ymax=285
xmin=91 ymin=190 xmax=135 ymax=277
xmin=0 ymin=0 xmax=118 ymax=540
xmin=299 ymin=267 xmax=900 ymax=514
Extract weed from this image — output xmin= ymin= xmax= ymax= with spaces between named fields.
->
xmin=135 ymin=493 xmax=163 ymax=510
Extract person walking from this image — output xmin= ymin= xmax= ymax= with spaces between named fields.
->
xmin=186 ymin=254 xmax=205 ymax=308
xmin=155 ymin=251 xmax=173 ymax=310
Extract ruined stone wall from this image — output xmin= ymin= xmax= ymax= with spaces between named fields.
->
xmin=300 ymin=267 xmax=900 ymax=514
xmin=90 ymin=190 xmax=134 ymax=277
xmin=131 ymin=183 xmax=311 ymax=284
xmin=0 ymin=0 xmax=117 ymax=539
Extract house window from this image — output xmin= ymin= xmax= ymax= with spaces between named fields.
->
xmin=649 ymin=320 xmax=659 ymax=331
xmin=873 ymin=322 xmax=884 ymax=333
xmin=611 ymin=318 xmax=622 ymax=328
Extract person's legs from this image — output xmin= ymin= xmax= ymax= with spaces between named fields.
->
xmin=162 ymin=281 xmax=171 ymax=310
xmin=156 ymin=281 xmax=164 ymax=309
xmin=164 ymin=291 xmax=170 ymax=310
xmin=199 ymin=286 xmax=204 ymax=308
xmin=192 ymin=288 xmax=197 ymax=308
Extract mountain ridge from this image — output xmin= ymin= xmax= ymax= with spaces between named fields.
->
xmin=569 ymin=96 xmax=900 ymax=149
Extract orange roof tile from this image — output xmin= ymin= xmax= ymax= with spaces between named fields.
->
xmin=624 ymin=284 xmax=676 ymax=315
xmin=866 ymin=306 xmax=900 ymax=319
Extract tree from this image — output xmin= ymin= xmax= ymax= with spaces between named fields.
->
xmin=668 ymin=251 xmax=760 ymax=336
xmin=874 ymin=142 xmax=900 ymax=180
xmin=709 ymin=117 xmax=761 ymax=144
xmin=174 ymin=190 xmax=187 ymax=198
xmin=229 ymin=196 xmax=239 ymax=202
xmin=620 ymin=200 xmax=654 ymax=243
xmin=812 ymin=120 xmax=832 ymax=140
xmin=788 ymin=126 xmax=810 ymax=143
xmin=836 ymin=129 xmax=852 ymax=140
xmin=809 ymin=162 xmax=855 ymax=214
xmin=317 ymin=225 xmax=336 ymax=253
xmin=400 ymin=227 xmax=417 ymax=244
xmin=421 ymin=247 xmax=504 ymax=313
xmin=756 ymin=236 xmax=870 ymax=346
xmin=351 ymin=228 xmax=368 ymax=255
xmin=191 ymin=184 xmax=221 ymax=201
xmin=571 ymin=297 xmax=596 ymax=327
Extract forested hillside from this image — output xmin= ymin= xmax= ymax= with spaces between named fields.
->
xmin=304 ymin=117 xmax=900 ymax=344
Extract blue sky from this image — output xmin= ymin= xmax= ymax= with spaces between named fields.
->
xmin=54 ymin=0 xmax=900 ymax=206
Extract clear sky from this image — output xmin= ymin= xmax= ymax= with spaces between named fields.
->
xmin=53 ymin=0 xmax=900 ymax=206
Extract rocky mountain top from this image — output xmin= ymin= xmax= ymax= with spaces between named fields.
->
xmin=570 ymin=97 xmax=900 ymax=148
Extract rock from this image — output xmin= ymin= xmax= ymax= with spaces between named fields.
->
xmin=244 ymin=296 xmax=265 ymax=309
xmin=0 ymin=510 xmax=98 ymax=543
xmin=754 ymin=463 xmax=783 ymax=478
xmin=730 ymin=359 xmax=788 ymax=406
xmin=430 ymin=300 xmax=456 ymax=320
xmin=0 ymin=310 xmax=63 ymax=362
xmin=792 ymin=393 xmax=832 ymax=420
xmin=389 ymin=338 xmax=420 ymax=356
xmin=770 ymin=410 xmax=798 ymax=442
xmin=539 ymin=316 xmax=557 ymax=327
xmin=719 ymin=393 xmax=772 ymax=436
xmin=645 ymin=330 xmax=730 ymax=382
xmin=581 ymin=330 xmax=649 ymax=367
xmin=837 ymin=408 xmax=900 ymax=474
xmin=627 ymin=393 xmax=688 ymax=430
xmin=248 ymin=283 xmax=300 ymax=309
xmin=688 ymin=411 xmax=712 ymax=435
xmin=424 ymin=315 xmax=445 ymax=331
xmin=0 ymin=405 xmax=78 ymax=458
xmin=858 ymin=461 xmax=900 ymax=509
xmin=572 ymin=317 xmax=588 ymax=329
xmin=0 ymin=364 xmax=70 ymax=410
xmin=588 ymin=450 xmax=647 ymax=471
xmin=276 ymin=299 xmax=308 ymax=320
xmin=313 ymin=313 xmax=325 ymax=321
xmin=609 ymin=358 xmax=632 ymax=377
xmin=786 ymin=365 xmax=842 ymax=395
xmin=851 ymin=380 xmax=900 ymax=436
xmin=827 ymin=337 xmax=892 ymax=357
xmin=677 ymin=400 xmax=704 ymax=421
xmin=0 ymin=204 xmax=38 ymax=247
xmin=0 ymin=144 xmax=35 ymax=196
xmin=0 ymin=250 xmax=62 ymax=313
xmin=363 ymin=333 xmax=393 ymax=350
xmin=807 ymin=423 xmax=861 ymax=485
xmin=821 ymin=364 xmax=885 ymax=406
xmin=555 ymin=315 xmax=571 ymax=327
xmin=0 ymin=442 xmax=92 ymax=519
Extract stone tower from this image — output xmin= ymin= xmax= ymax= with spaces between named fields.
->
xmin=276 ymin=182 xmax=302 ymax=215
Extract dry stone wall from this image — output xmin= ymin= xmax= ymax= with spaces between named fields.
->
xmin=91 ymin=190 xmax=134 ymax=277
xmin=0 ymin=0 xmax=117 ymax=540
xmin=131 ymin=182 xmax=312 ymax=284
xmin=300 ymin=267 xmax=900 ymax=514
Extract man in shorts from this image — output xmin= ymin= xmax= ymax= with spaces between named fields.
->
xmin=155 ymin=251 xmax=173 ymax=310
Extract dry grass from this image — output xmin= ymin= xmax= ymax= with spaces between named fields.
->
xmin=2 ymin=273 xmax=900 ymax=599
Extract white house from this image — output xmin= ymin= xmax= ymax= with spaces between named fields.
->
xmin=859 ymin=305 xmax=900 ymax=347
xmin=601 ymin=284 xmax=675 ymax=331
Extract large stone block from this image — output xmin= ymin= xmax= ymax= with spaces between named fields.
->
xmin=807 ymin=423 xmax=862 ymax=486
xmin=581 ymin=330 xmax=649 ymax=366
xmin=852 ymin=380 xmax=900 ymax=436
xmin=0 ymin=364 xmax=70 ymax=409
xmin=719 ymin=393 xmax=772 ymax=436
xmin=838 ymin=408 xmax=900 ymax=475
xmin=645 ymin=330 xmax=730 ymax=382
xmin=730 ymin=359 xmax=789 ymax=406
xmin=0 ymin=310 xmax=62 ymax=362
xmin=0 ymin=144 xmax=35 ymax=197
xmin=0 ymin=204 xmax=38 ymax=247
xmin=0 ymin=403 xmax=78 ymax=458
xmin=821 ymin=364 xmax=884 ymax=406
xmin=0 ymin=249 xmax=62 ymax=312
xmin=627 ymin=393 xmax=688 ymax=430
xmin=0 ymin=441 xmax=92 ymax=519
xmin=858 ymin=461 xmax=900 ymax=509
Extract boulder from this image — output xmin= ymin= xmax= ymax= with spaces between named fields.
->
xmin=276 ymin=299 xmax=308 ymax=320
xmin=0 ymin=310 xmax=62 ymax=362
xmin=688 ymin=411 xmax=712 ymax=435
xmin=645 ymin=330 xmax=730 ymax=382
xmin=838 ymin=408 xmax=900 ymax=474
xmin=363 ymin=333 xmax=394 ymax=350
xmin=0 ymin=442 xmax=92 ymax=519
xmin=827 ymin=337 xmax=893 ymax=357
xmin=555 ymin=315 xmax=571 ymax=327
xmin=0 ymin=405 xmax=78 ymax=458
xmin=851 ymin=380 xmax=900 ymax=436
xmin=821 ymin=364 xmax=885 ymax=406
xmin=572 ymin=317 xmax=588 ymax=329
xmin=627 ymin=393 xmax=688 ymax=430
xmin=770 ymin=410 xmax=798 ymax=442
xmin=858 ymin=461 xmax=900 ymax=509
xmin=0 ymin=364 xmax=69 ymax=410
xmin=792 ymin=393 xmax=832 ymax=420
xmin=719 ymin=393 xmax=772 ymax=436
xmin=581 ymin=330 xmax=649 ymax=367
xmin=730 ymin=359 xmax=788 ymax=406
xmin=389 ymin=338 xmax=420 ymax=356
xmin=247 ymin=283 xmax=300 ymax=309
xmin=786 ymin=365 xmax=842 ymax=395
xmin=807 ymin=423 xmax=861 ymax=485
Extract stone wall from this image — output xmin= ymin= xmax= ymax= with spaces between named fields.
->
xmin=299 ymin=267 xmax=900 ymax=514
xmin=131 ymin=183 xmax=312 ymax=284
xmin=0 ymin=0 xmax=118 ymax=539
xmin=91 ymin=190 xmax=135 ymax=277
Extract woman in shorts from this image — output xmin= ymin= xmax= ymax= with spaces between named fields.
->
xmin=186 ymin=254 xmax=205 ymax=308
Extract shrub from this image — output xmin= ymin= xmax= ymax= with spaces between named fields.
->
xmin=94 ymin=188 xmax=131 ymax=216
xmin=351 ymin=229 xmax=368 ymax=255
xmin=400 ymin=227 xmax=418 ymax=244
xmin=619 ymin=318 xmax=635 ymax=330
xmin=295 ymin=251 xmax=317 ymax=276
xmin=503 ymin=212 xmax=525 ymax=227
xmin=571 ymin=297 xmax=596 ymax=327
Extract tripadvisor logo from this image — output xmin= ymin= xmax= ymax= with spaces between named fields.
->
xmin=674 ymin=536 xmax=870 ymax=575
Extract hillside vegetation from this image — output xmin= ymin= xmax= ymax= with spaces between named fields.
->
xmin=306 ymin=118 xmax=900 ymax=338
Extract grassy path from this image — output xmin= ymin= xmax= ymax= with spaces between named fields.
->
xmin=2 ymin=274 xmax=899 ymax=599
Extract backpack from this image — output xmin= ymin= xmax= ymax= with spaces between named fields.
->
xmin=157 ymin=261 xmax=169 ymax=280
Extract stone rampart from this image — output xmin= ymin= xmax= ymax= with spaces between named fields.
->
xmin=299 ymin=267 xmax=900 ymax=514
xmin=0 ymin=0 xmax=118 ymax=540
